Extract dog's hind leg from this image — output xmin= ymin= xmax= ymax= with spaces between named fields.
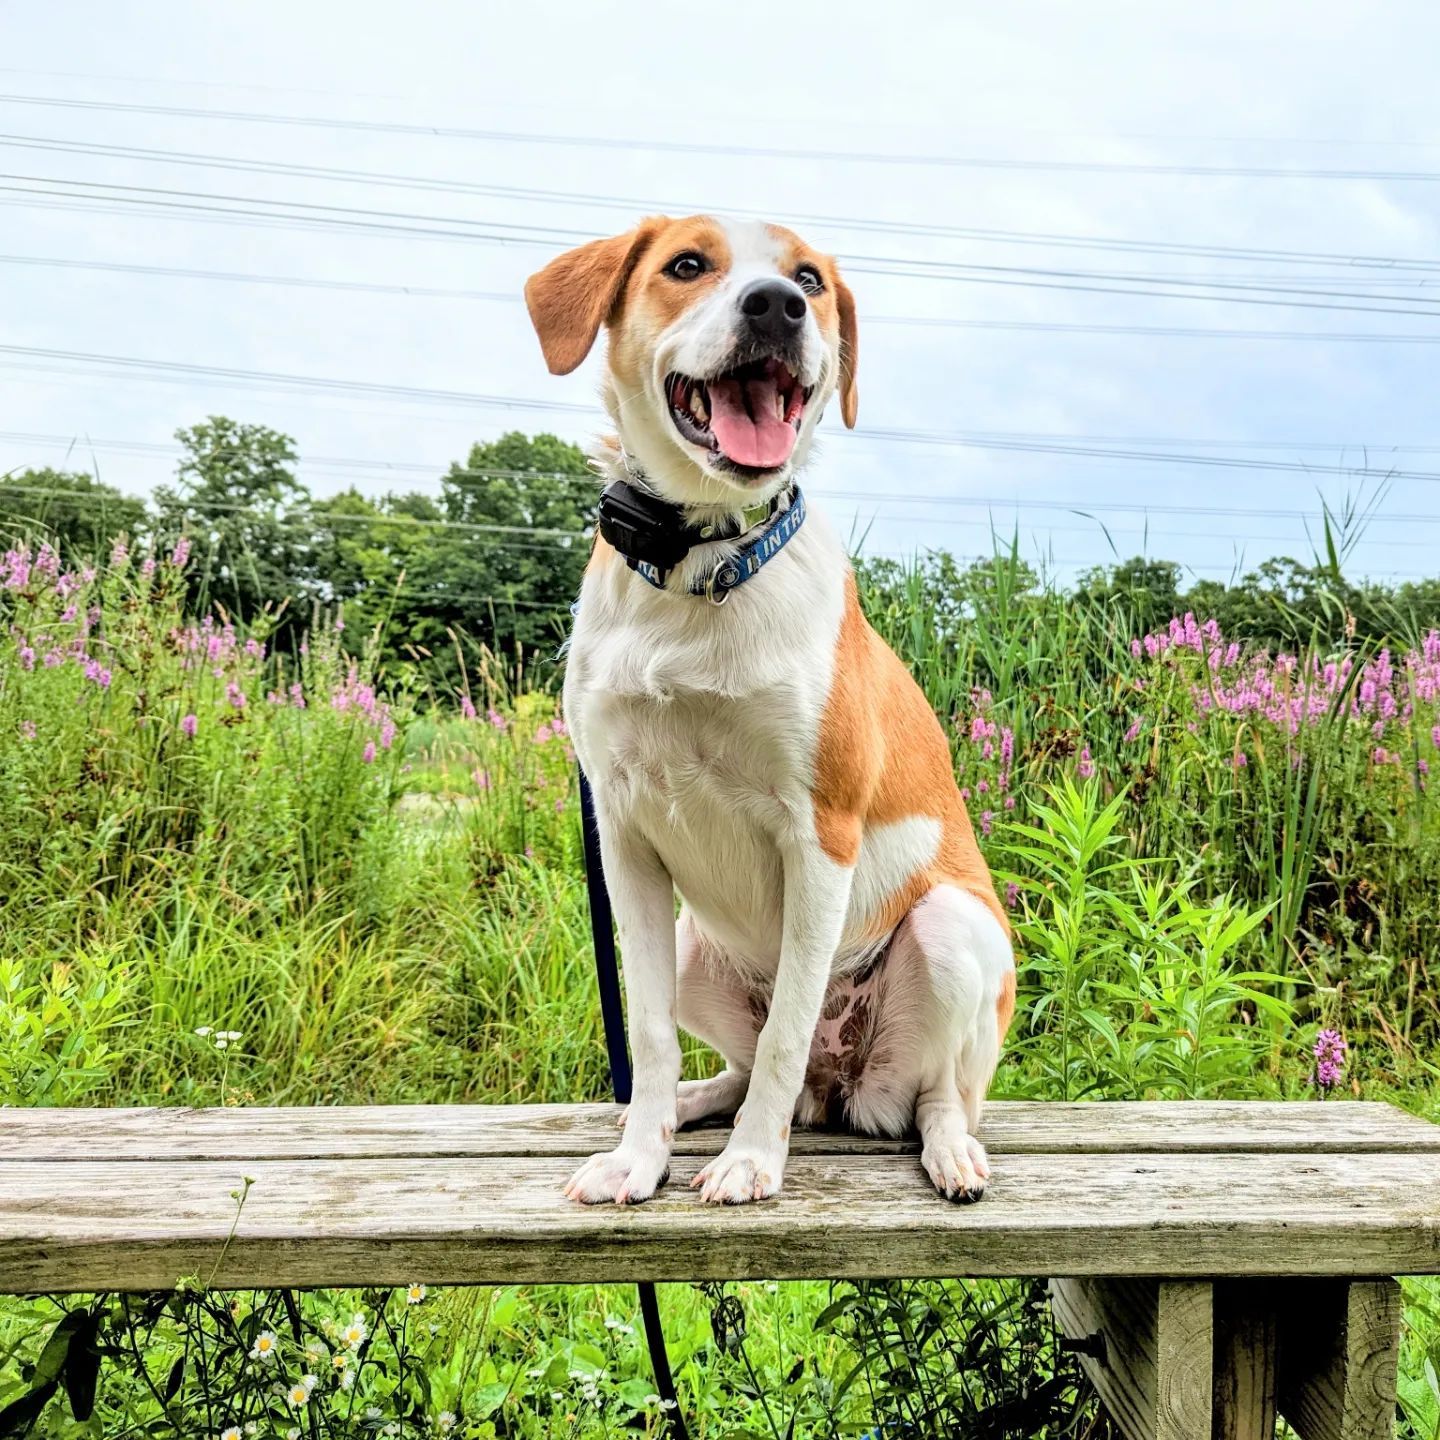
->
xmin=847 ymin=883 xmax=1013 ymax=1201
xmin=673 ymin=913 xmax=761 ymax=1127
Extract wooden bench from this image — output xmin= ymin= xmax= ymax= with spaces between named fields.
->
xmin=3 ymin=1099 xmax=1438 ymax=1439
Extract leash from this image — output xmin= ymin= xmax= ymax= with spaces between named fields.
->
xmin=578 ymin=770 xmax=690 ymax=1439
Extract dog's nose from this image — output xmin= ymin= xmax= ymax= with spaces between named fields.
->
xmin=738 ymin=279 xmax=807 ymax=344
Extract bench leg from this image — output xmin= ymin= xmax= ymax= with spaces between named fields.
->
xmin=1051 ymin=1277 xmax=1403 ymax=1440
xmin=1276 ymin=1279 xmax=1402 ymax=1440
xmin=1049 ymin=1277 xmax=1215 ymax=1440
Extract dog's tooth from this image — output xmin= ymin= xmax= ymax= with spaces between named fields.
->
xmin=774 ymin=389 xmax=786 ymax=423
xmin=692 ymin=386 xmax=708 ymax=425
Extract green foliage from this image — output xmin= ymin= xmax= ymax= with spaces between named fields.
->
xmin=3 ymin=497 xmax=1440 ymax=1435
xmin=0 ymin=467 xmax=148 ymax=558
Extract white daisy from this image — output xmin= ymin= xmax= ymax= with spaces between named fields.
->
xmin=219 ymin=1427 xmax=241 ymax=1440
xmin=341 ymin=1313 xmax=368 ymax=1349
xmin=248 ymin=1331 xmax=278 ymax=1362
xmin=406 ymin=1283 xmax=427 ymax=1305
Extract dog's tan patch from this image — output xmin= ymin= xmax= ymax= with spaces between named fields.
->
xmin=814 ymin=574 xmax=1007 ymax=936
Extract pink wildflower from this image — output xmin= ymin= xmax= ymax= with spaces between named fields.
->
xmin=19 ymin=720 xmax=36 ymax=741
xmin=170 ymin=536 xmax=191 ymax=568
xmin=471 ymin=769 xmax=491 ymax=790
xmin=460 ymin=696 xmax=477 ymax=720
xmin=1122 ymin=718 xmax=1142 ymax=743
xmin=1076 ymin=745 xmax=1095 ymax=780
xmin=181 ymin=713 xmax=198 ymax=738
xmin=361 ymin=741 xmax=376 ymax=764
xmin=1312 ymin=1029 xmax=1347 ymax=1094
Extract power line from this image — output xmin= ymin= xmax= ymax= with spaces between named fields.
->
xmin=8 ymin=91 xmax=1440 ymax=182
xmin=14 ymin=170 xmax=1440 ymax=307
xmin=9 ymin=131 xmax=1440 ymax=275
xmin=8 ymin=344 xmax=1440 ymax=485
xmin=15 ymin=173 xmax=1440 ymax=322
xmin=12 ymin=253 xmax=1440 ymax=346
xmin=7 ymin=443 xmax=1440 ymax=530
xmin=16 ymin=178 xmax=1440 ymax=325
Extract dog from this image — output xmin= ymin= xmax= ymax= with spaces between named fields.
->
xmin=525 ymin=215 xmax=1014 ymax=1206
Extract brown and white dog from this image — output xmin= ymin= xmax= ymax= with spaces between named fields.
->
xmin=526 ymin=216 xmax=1014 ymax=1206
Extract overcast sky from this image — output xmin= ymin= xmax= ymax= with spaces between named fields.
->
xmin=4 ymin=2 xmax=1440 ymax=582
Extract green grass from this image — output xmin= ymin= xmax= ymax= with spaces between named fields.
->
xmin=2 ymin=536 xmax=1440 ymax=1437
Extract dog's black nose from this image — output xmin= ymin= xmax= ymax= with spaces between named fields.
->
xmin=738 ymin=278 xmax=807 ymax=343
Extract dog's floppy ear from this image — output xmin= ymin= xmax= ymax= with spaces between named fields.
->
xmin=834 ymin=271 xmax=859 ymax=429
xmin=525 ymin=220 xmax=663 ymax=376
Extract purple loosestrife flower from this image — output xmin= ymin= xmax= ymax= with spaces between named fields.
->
xmin=18 ymin=645 xmax=35 ymax=671
xmin=1076 ymin=745 xmax=1095 ymax=780
xmin=1312 ymin=1029 xmax=1347 ymax=1095
xmin=1005 ymin=881 xmax=1020 ymax=909
xmin=109 ymin=540 xmax=129 ymax=568
xmin=289 ymin=683 xmax=306 ymax=708
xmin=980 ymin=810 xmax=994 ymax=837
xmin=225 ymin=683 xmax=247 ymax=710
xmin=181 ymin=713 xmax=198 ymax=738
xmin=170 ymin=536 xmax=191 ymax=568
xmin=459 ymin=696 xmax=477 ymax=720
xmin=1122 ymin=718 xmax=1142 ymax=743
xmin=140 ymin=557 xmax=156 ymax=578
xmin=361 ymin=741 xmax=376 ymax=764
xmin=83 ymin=659 xmax=112 ymax=689
xmin=487 ymin=708 xmax=508 ymax=731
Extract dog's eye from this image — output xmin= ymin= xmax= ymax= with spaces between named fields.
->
xmin=795 ymin=264 xmax=824 ymax=295
xmin=665 ymin=252 xmax=708 ymax=281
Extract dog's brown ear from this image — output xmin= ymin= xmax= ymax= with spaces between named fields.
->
xmin=525 ymin=221 xmax=662 ymax=375
xmin=833 ymin=271 xmax=859 ymax=428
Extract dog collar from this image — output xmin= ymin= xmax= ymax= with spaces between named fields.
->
xmin=597 ymin=471 xmax=806 ymax=605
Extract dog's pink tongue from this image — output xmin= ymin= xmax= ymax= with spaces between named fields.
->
xmin=707 ymin=376 xmax=796 ymax=469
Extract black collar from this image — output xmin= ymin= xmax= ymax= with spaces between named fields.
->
xmin=596 ymin=473 xmax=794 ymax=582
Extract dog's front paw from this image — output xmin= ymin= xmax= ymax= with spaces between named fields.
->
xmin=564 ymin=1142 xmax=670 ymax=1205
xmin=692 ymin=1138 xmax=787 ymax=1205
xmin=921 ymin=1130 xmax=989 ymax=1204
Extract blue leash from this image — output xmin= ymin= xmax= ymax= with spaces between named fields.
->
xmin=578 ymin=770 xmax=690 ymax=1439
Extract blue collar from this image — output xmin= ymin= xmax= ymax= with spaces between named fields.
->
xmin=629 ymin=487 xmax=806 ymax=603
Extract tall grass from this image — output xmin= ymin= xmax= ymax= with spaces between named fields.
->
xmin=3 ymin=534 xmax=1440 ymax=1437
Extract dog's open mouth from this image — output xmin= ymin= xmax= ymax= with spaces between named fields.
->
xmin=667 ymin=358 xmax=813 ymax=473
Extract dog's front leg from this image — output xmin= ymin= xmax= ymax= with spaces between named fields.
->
xmin=694 ymin=841 xmax=853 ymax=1204
xmin=564 ymin=820 xmax=680 ymax=1205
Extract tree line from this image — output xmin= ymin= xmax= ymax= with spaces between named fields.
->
xmin=5 ymin=416 xmax=1436 ymax=690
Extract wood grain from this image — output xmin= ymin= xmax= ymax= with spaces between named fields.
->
xmin=0 ymin=1151 xmax=1436 ymax=1294
xmin=1278 ymin=1278 xmax=1403 ymax=1440
xmin=1 ymin=1100 xmax=1435 ymax=1163
xmin=1048 ymin=1278 xmax=1214 ymax=1440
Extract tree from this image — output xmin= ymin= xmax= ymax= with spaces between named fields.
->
xmin=154 ymin=417 xmax=310 ymax=626
xmin=0 ymin=468 xmax=148 ymax=559
xmin=393 ymin=432 xmax=594 ymax=688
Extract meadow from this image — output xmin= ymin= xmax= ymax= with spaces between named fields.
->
xmin=2 ymin=531 xmax=1439 ymax=1438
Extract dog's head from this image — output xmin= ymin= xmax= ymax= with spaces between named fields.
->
xmin=525 ymin=215 xmax=858 ymax=504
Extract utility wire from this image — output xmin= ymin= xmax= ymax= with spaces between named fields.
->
xmin=8 ymin=131 xmax=1440 ymax=275
xmin=13 ymin=177 xmax=1440 ymax=320
xmin=8 ymin=344 xmax=1440 ymax=485
xmin=8 ymin=91 xmax=1440 ymax=182
xmin=13 ymin=253 xmax=1440 ymax=345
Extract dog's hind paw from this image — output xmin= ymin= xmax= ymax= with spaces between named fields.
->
xmin=563 ymin=1143 xmax=670 ymax=1206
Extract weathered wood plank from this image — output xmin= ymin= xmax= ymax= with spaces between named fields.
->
xmin=0 ymin=1101 xmax=1435 ymax=1162
xmin=1278 ymin=1279 xmax=1402 ymax=1440
xmin=1048 ymin=1278 xmax=1214 ymax=1440
xmin=0 ymin=1152 xmax=1436 ymax=1293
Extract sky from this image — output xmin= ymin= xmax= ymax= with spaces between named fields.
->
xmin=4 ymin=1 xmax=1440 ymax=583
